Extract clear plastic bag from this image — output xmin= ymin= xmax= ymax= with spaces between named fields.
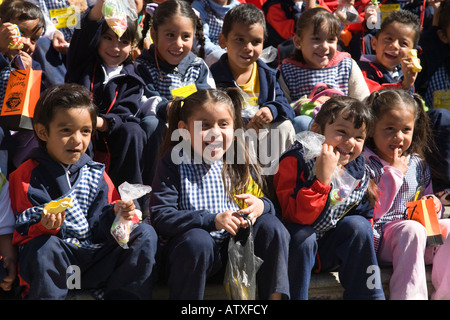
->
xmin=296 ymin=131 xmax=360 ymax=206
xmin=102 ymin=0 xmax=137 ymax=38
xmin=110 ymin=182 xmax=152 ymax=248
xmin=224 ymin=217 xmax=263 ymax=300
xmin=295 ymin=131 xmax=325 ymax=161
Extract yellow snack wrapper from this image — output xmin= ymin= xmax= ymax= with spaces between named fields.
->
xmin=408 ymin=49 xmax=422 ymax=73
xmin=43 ymin=197 xmax=73 ymax=214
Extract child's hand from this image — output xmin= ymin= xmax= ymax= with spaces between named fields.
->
xmin=52 ymin=30 xmax=69 ymax=55
xmin=400 ymin=57 xmax=418 ymax=90
xmin=315 ymin=143 xmax=339 ymax=185
xmin=421 ymin=195 xmax=442 ymax=215
xmin=215 ymin=210 xmax=242 ymax=236
xmin=16 ymin=51 xmax=33 ymax=70
xmin=235 ymin=193 xmax=265 ymax=227
xmin=246 ymin=107 xmax=273 ymax=131
xmin=0 ymin=22 xmax=18 ymax=54
xmin=41 ymin=211 xmax=65 ymax=230
xmin=390 ymin=147 xmax=409 ymax=174
xmin=114 ymin=200 xmax=136 ymax=220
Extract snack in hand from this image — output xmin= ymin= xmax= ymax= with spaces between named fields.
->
xmin=407 ymin=49 xmax=422 ymax=73
xmin=43 ymin=197 xmax=73 ymax=214
xmin=9 ymin=24 xmax=24 ymax=50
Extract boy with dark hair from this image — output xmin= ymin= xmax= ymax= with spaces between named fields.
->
xmin=210 ymin=3 xmax=295 ymax=166
xmin=9 ymin=83 xmax=157 ymax=300
xmin=357 ymin=9 xmax=421 ymax=92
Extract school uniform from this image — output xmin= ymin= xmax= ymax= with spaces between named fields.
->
xmin=210 ymin=53 xmax=295 ymax=164
xmin=66 ymin=9 xmax=148 ymax=187
xmin=9 ymin=147 xmax=157 ymax=299
xmin=364 ymin=147 xmax=450 ymax=299
xmin=148 ymin=148 xmax=290 ymax=299
xmin=135 ymin=45 xmax=216 ymax=183
xmin=274 ymin=141 xmax=385 ymax=300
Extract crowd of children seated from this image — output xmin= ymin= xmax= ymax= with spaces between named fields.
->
xmin=0 ymin=0 xmax=449 ymax=300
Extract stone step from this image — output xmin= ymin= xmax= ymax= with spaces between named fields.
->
xmin=66 ymin=265 xmax=434 ymax=300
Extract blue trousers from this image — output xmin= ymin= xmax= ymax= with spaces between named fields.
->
xmin=160 ymin=214 xmax=290 ymax=299
xmin=18 ymin=223 xmax=157 ymax=300
xmin=99 ymin=121 xmax=147 ymax=186
xmin=286 ymin=215 xmax=385 ymax=300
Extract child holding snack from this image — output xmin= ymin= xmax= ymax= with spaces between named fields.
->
xmin=9 ymin=83 xmax=157 ymax=300
xmin=357 ymin=9 xmax=421 ymax=92
xmin=274 ymin=96 xmax=385 ymax=300
xmin=364 ymin=89 xmax=450 ymax=300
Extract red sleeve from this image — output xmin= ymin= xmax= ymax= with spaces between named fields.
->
xmin=103 ymin=172 xmax=120 ymax=203
xmin=274 ymin=156 xmax=331 ymax=225
xmin=266 ymin=3 xmax=296 ymax=40
xmin=9 ymin=160 xmax=59 ymax=247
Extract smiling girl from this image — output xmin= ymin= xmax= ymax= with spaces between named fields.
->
xmin=149 ymin=88 xmax=290 ymax=300
xmin=364 ymin=89 xmax=450 ymax=300
xmin=278 ymin=7 xmax=369 ymax=133
xmin=66 ymin=0 xmax=149 ymax=188
xmin=274 ymin=95 xmax=385 ymax=300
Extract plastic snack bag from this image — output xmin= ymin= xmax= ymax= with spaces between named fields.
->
xmin=296 ymin=131 xmax=360 ymax=206
xmin=110 ymin=182 xmax=152 ymax=248
xmin=224 ymin=217 xmax=263 ymax=300
xmin=102 ymin=0 xmax=137 ymax=39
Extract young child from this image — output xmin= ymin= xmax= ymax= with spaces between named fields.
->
xmin=66 ymin=0 xmax=149 ymax=188
xmin=364 ymin=89 xmax=450 ymax=300
xmin=191 ymin=0 xmax=242 ymax=66
xmin=274 ymin=96 xmax=385 ymax=300
xmin=0 ymin=0 xmax=46 ymax=172
xmin=148 ymin=88 xmax=290 ymax=300
xmin=135 ymin=0 xmax=215 ymax=183
xmin=279 ymin=7 xmax=370 ymax=133
xmin=210 ymin=3 xmax=295 ymax=169
xmin=9 ymin=83 xmax=157 ymax=300
xmin=357 ymin=9 xmax=421 ymax=93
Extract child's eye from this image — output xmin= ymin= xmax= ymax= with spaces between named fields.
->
xmin=252 ymin=39 xmax=262 ymax=46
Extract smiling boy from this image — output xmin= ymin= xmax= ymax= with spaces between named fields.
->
xmin=357 ymin=9 xmax=421 ymax=92
xmin=210 ymin=3 xmax=295 ymax=166
xmin=9 ymin=84 xmax=157 ymax=299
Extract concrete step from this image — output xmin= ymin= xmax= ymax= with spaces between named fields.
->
xmin=66 ymin=265 xmax=434 ymax=300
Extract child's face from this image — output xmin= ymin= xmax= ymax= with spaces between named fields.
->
xmin=98 ymin=28 xmax=133 ymax=67
xmin=219 ymin=22 xmax=264 ymax=73
xmin=371 ymin=105 xmax=414 ymax=163
xmin=318 ymin=113 xmax=367 ymax=166
xmin=178 ymin=102 xmax=235 ymax=162
xmin=35 ymin=107 xmax=93 ymax=165
xmin=371 ymin=22 xmax=416 ymax=71
xmin=7 ymin=18 xmax=42 ymax=58
xmin=151 ymin=15 xmax=194 ymax=66
xmin=293 ymin=23 xmax=338 ymax=69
